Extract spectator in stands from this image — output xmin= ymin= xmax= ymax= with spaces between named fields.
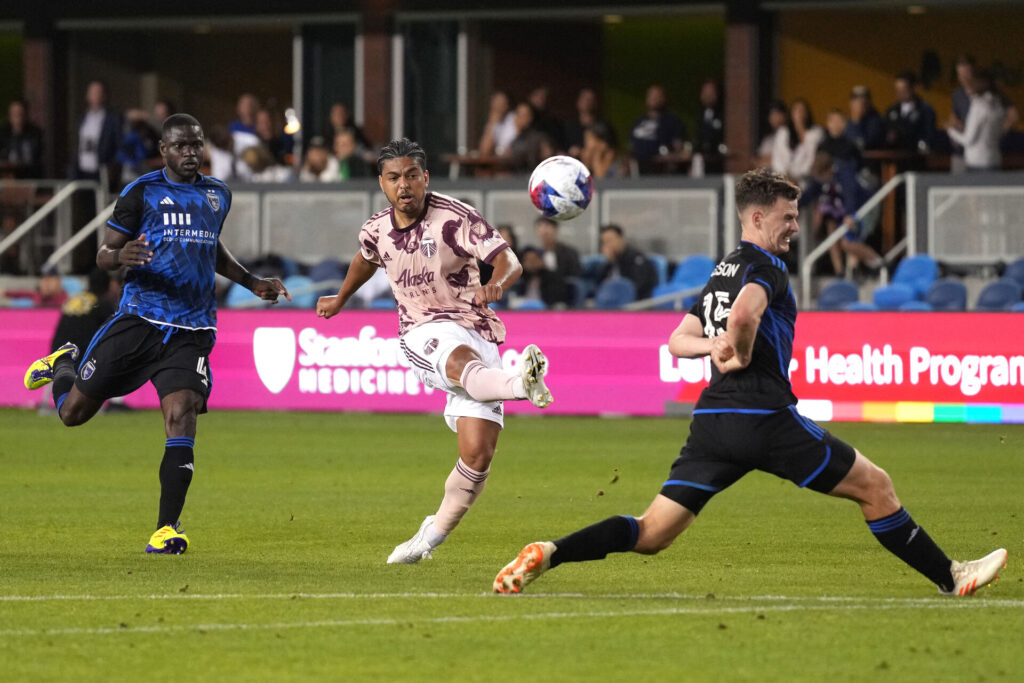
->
xmin=327 ymin=102 xmax=373 ymax=153
xmin=819 ymin=109 xmax=861 ymax=167
xmin=534 ymin=216 xmax=582 ymax=283
xmin=950 ymin=56 xmax=1018 ymax=173
xmin=229 ymin=93 xmax=258 ymax=136
xmin=69 ymin=80 xmax=123 ymax=184
xmin=564 ymin=87 xmax=616 ymax=159
xmin=884 ymin=71 xmax=936 ymax=154
xmin=528 ymin=86 xmax=564 ymax=152
xmin=205 ymin=125 xmax=243 ymax=181
xmin=513 ymin=246 xmax=567 ymax=308
xmin=947 ymin=69 xmax=1005 ymax=172
xmin=0 ymin=100 xmax=43 ymax=178
xmin=117 ymin=109 xmax=161 ymax=184
xmin=629 ymin=84 xmax=688 ymax=175
xmin=255 ymin=108 xmax=291 ymax=166
xmin=580 ymin=121 xmax=623 ymax=179
xmin=694 ymin=78 xmax=725 ymax=174
xmin=36 ymin=269 xmax=67 ymax=308
xmin=152 ymin=98 xmax=176 ymax=127
xmin=299 ymin=136 xmax=339 ymax=182
xmin=811 ymin=151 xmax=884 ymax=277
xmin=503 ymin=102 xmax=554 ymax=173
xmin=598 ymin=224 xmax=657 ymax=300
xmin=773 ymin=98 xmax=823 ymax=185
xmin=757 ymin=100 xmax=788 ymax=166
xmin=477 ymin=90 xmax=518 ymax=157
xmin=333 ymin=129 xmax=369 ymax=179
xmin=240 ymin=145 xmax=293 ymax=182
xmin=844 ymin=86 xmax=886 ymax=154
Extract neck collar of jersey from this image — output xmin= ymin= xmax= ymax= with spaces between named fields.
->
xmin=741 ymin=240 xmax=776 ymax=259
xmin=390 ymin=192 xmax=432 ymax=233
xmin=162 ymin=168 xmax=200 ymax=186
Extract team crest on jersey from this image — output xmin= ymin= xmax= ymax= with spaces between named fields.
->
xmin=81 ymin=359 xmax=96 ymax=380
xmin=420 ymin=235 xmax=437 ymax=258
xmin=423 ymin=338 xmax=439 ymax=355
xmin=206 ymin=190 xmax=220 ymax=211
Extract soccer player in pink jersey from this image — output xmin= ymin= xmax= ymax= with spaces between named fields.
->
xmin=316 ymin=138 xmax=553 ymax=564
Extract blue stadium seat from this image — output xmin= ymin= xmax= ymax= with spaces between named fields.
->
xmin=924 ymin=278 xmax=967 ymax=311
xmin=1003 ymin=257 xmax=1024 ymax=289
xmin=975 ymin=278 xmax=1023 ymax=311
xmin=8 ymin=296 xmax=34 ymax=308
xmin=581 ymin=253 xmax=605 ymax=281
xmin=898 ymin=300 xmax=933 ymax=311
xmin=651 ymin=281 xmax=697 ymax=310
xmin=370 ymin=297 xmax=397 ymax=309
xmin=648 ymin=253 xmax=669 ymax=286
xmin=309 ymin=258 xmax=347 ymax=296
xmin=564 ymin=277 xmax=588 ymax=309
xmin=226 ymin=281 xmax=259 ymax=308
xmin=891 ymin=254 xmax=938 ymax=298
xmin=872 ymin=283 xmax=915 ymax=310
xmin=817 ymin=279 xmax=859 ymax=310
xmin=842 ymin=301 xmax=878 ymax=311
xmin=514 ymin=298 xmax=546 ymax=311
xmin=594 ymin=277 xmax=636 ymax=309
xmin=281 ymin=275 xmax=315 ymax=308
xmin=671 ymin=254 xmax=716 ymax=287
xmin=61 ymin=276 xmax=84 ymax=296
xmin=1010 ymin=301 xmax=1024 ymax=312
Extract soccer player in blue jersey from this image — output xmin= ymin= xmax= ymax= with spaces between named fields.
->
xmin=24 ymin=114 xmax=289 ymax=554
xmin=494 ymin=167 xmax=1006 ymax=596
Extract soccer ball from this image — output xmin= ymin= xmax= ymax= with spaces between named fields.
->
xmin=528 ymin=155 xmax=593 ymax=221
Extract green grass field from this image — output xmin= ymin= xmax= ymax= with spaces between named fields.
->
xmin=1 ymin=408 xmax=1021 ymax=682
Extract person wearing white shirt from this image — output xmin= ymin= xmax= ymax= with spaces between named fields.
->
xmin=947 ymin=72 xmax=1005 ymax=172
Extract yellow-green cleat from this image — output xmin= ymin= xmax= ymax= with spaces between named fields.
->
xmin=145 ymin=523 xmax=190 ymax=555
xmin=24 ymin=342 xmax=79 ymax=390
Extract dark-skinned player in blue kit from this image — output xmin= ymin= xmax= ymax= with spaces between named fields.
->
xmin=25 ymin=114 xmax=289 ymax=554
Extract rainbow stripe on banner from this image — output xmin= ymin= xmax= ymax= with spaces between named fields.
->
xmin=797 ymin=400 xmax=1024 ymax=424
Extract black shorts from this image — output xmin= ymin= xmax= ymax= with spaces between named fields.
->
xmin=659 ymin=407 xmax=856 ymax=514
xmin=75 ymin=313 xmax=215 ymax=412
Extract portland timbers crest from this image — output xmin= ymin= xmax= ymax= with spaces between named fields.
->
xmin=206 ymin=189 xmax=220 ymax=211
xmin=420 ymin=234 xmax=437 ymax=258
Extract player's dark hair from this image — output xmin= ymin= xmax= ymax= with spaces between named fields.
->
xmin=162 ymin=113 xmax=202 ymax=138
xmin=734 ymin=167 xmax=801 ymax=212
xmin=377 ymin=138 xmax=427 ymax=174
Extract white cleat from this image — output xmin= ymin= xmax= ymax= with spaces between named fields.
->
xmin=940 ymin=548 xmax=1008 ymax=596
xmin=520 ymin=344 xmax=553 ymax=409
xmin=493 ymin=541 xmax=556 ymax=594
xmin=387 ymin=515 xmax=440 ymax=565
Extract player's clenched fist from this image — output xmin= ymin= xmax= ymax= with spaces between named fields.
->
xmin=710 ymin=335 xmax=737 ymax=374
xmin=119 ymin=233 xmax=153 ymax=266
xmin=317 ymin=295 xmax=344 ymax=319
xmin=252 ymin=277 xmax=291 ymax=304
xmin=473 ymin=284 xmax=503 ymax=306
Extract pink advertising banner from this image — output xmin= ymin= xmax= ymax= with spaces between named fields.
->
xmin=3 ymin=310 xmax=1024 ymax=422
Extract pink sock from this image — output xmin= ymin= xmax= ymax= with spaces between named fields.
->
xmin=431 ymin=460 xmax=490 ymax=538
xmin=459 ymin=360 xmax=526 ymax=401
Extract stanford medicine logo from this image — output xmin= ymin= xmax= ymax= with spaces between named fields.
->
xmin=253 ymin=327 xmax=297 ymax=393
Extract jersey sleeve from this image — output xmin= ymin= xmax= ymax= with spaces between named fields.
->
xmin=464 ymin=211 xmax=508 ymax=263
xmin=358 ymin=221 xmax=383 ymax=266
xmin=742 ymin=260 xmax=788 ymax=304
xmin=107 ymin=183 xmax=145 ymax=237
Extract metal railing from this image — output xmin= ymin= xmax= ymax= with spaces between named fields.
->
xmin=41 ymin=201 xmax=116 ymax=273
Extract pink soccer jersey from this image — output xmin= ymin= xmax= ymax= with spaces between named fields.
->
xmin=359 ymin=192 xmax=510 ymax=343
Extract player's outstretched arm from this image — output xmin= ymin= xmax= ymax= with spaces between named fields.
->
xmin=96 ymin=228 xmax=151 ymax=270
xmin=668 ymin=313 xmax=711 ymax=358
xmin=215 ymin=241 xmax=291 ymax=304
xmin=473 ymin=248 xmax=522 ymax=306
xmin=712 ymin=283 xmax=767 ymax=374
xmin=317 ymin=251 xmax=379 ymax=319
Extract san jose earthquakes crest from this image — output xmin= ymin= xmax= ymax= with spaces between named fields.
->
xmin=206 ymin=190 xmax=221 ymax=212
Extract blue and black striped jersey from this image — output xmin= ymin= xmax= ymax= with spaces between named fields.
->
xmin=107 ymin=169 xmax=231 ymax=330
xmin=689 ymin=241 xmax=798 ymax=410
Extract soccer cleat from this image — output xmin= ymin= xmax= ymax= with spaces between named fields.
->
xmin=940 ymin=548 xmax=1007 ymax=596
xmin=24 ymin=342 xmax=79 ymax=390
xmin=519 ymin=344 xmax=553 ymax=409
xmin=145 ymin=522 xmax=190 ymax=555
xmin=493 ymin=541 xmax=556 ymax=594
xmin=387 ymin=515 xmax=440 ymax=565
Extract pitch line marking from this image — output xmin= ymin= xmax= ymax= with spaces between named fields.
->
xmin=0 ymin=600 xmax=1018 ymax=638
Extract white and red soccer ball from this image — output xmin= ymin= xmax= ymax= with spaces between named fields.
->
xmin=528 ymin=155 xmax=593 ymax=221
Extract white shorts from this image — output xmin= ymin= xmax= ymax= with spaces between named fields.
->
xmin=400 ymin=321 xmax=504 ymax=433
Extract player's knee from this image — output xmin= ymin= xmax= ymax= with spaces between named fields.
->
xmin=633 ymin=518 xmax=679 ymax=555
xmin=459 ymin=446 xmax=494 ymax=472
xmin=163 ymin=401 xmax=199 ymax=434
xmin=58 ymin=407 xmax=87 ymax=427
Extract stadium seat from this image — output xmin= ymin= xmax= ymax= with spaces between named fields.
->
xmin=842 ymin=301 xmax=878 ymax=311
xmin=514 ymin=298 xmax=546 ymax=311
xmin=890 ymin=254 xmax=938 ymax=298
xmin=1010 ymin=301 xmax=1024 ymax=312
xmin=580 ymin=253 xmax=606 ymax=297
xmin=309 ymin=258 xmax=347 ymax=296
xmin=8 ymin=296 xmax=34 ymax=308
xmin=817 ymin=279 xmax=859 ymax=311
xmin=871 ymin=283 xmax=915 ymax=310
xmin=651 ymin=281 xmax=697 ymax=310
xmin=564 ymin=277 xmax=588 ymax=309
xmin=671 ymin=254 xmax=716 ymax=287
xmin=226 ymin=281 xmax=260 ymax=308
xmin=370 ymin=297 xmax=397 ymax=309
xmin=281 ymin=275 xmax=315 ymax=308
xmin=648 ymin=253 xmax=669 ymax=286
xmin=594 ymin=277 xmax=636 ymax=309
xmin=61 ymin=276 xmax=84 ymax=296
xmin=975 ymin=278 xmax=1023 ymax=311
xmin=924 ymin=278 xmax=967 ymax=311
xmin=898 ymin=300 xmax=932 ymax=311
xmin=1003 ymin=257 xmax=1024 ymax=289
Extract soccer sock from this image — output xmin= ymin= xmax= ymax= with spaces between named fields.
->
xmin=429 ymin=460 xmax=490 ymax=543
xmin=157 ymin=437 xmax=195 ymax=529
xmin=51 ymin=355 xmax=77 ymax=414
xmin=866 ymin=507 xmax=955 ymax=591
xmin=549 ymin=515 xmax=639 ymax=569
xmin=459 ymin=360 xmax=526 ymax=402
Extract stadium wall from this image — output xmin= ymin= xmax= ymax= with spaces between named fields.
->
xmin=5 ymin=310 xmax=1023 ymax=423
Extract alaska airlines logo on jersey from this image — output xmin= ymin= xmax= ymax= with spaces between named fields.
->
xmin=712 ymin=262 xmax=740 ymax=278
xmin=206 ymin=190 xmax=221 ymax=212
xmin=420 ymin=234 xmax=437 ymax=258
xmin=395 ymin=267 xmax=435 ymax=288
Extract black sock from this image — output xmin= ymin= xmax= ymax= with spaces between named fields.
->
xmin=867 ymin=507 xmax=955 ymax=591
xmin=51 ymin=355 xmax=77 ymax=414
xmin=158 ymin=437 xmax=195 ymax=528
xmin=549 ymin=515 xmax=639 ymax=569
